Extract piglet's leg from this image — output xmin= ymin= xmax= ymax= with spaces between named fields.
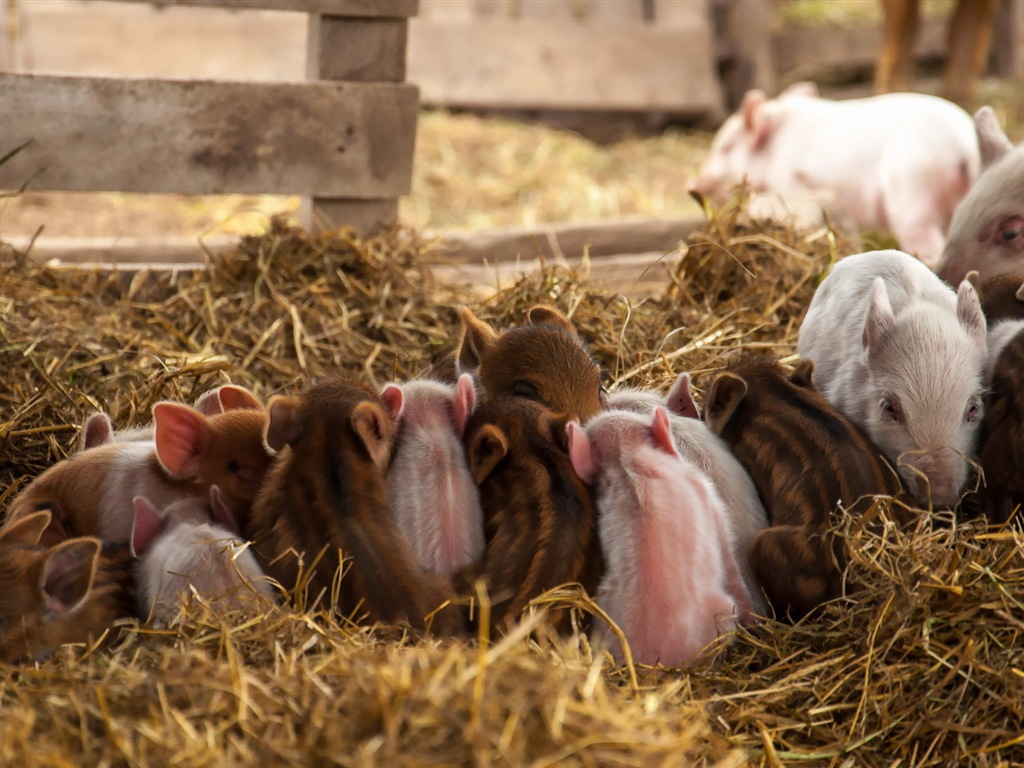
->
xmin=750 ymin=524 xmax=844 ymax=620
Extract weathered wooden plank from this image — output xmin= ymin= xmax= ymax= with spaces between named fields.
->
xmin=0 ymin=74 xmax=417 ymax=197
xmin=113 ymin=0 xmax=418 ymax=18
xmin=993 ymin=0 xmax=1024 ymax=79
xmin=300 ymin=198 xmax=399 ymax=233
xmin=407 ymin=17 xmax=724 ymax=114
xmin=307 ymin=16 xmax=407 ymax=82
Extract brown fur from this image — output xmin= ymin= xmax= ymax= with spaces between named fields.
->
xmin=245 ymin=378 xmax=462 ymax=634
xmin=976 ymin=334 xmax=1024 ymax=523
xmin=978 ymin=273 xmax=1024 ymax=323
xmin=456 ymin=305 xmax=604 ymax=422
xmin=0 ymin=511 xmax=136 ymax=663
xmin=461 ymin=397 xmax=603 ymax=632
xmin=705 ymin=356 xmax=903 ymax=619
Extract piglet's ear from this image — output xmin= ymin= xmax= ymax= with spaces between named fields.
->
xmin=380 ymin=383 xmax=405 ymax=421
xmin=193 ymin=388 xmax=226 ymax=417
xmin=40 ymin=538 xmax=100 ymax=614
xmin=457 ymin=307 xmax=498 ymax=372
xmin=957 ymin=278 xmax=987 ymax=346
xmin=130 ymin=496 xmax=165 ymax=558
xmin=154 ymin=402 xmax=211 ymax=479
xmin=975 ymin=106 xmax=1013 ymax=169
xmin=665 ymin=373 xmax=700 ymax=419
xmin=217 ymin=385 xmax=263 ymax=413
xmin=1016 ymin=280 xmax=1024 ymax=302
xmin=740 ymin=89 xmax=770 ymax=148
xmin=527 ymin=304 xmax=573 ymax=331
xmin=566 ymin=421 xmax=596 ymax=484
xmin=704 ymin=373 xmax=748 ymax=435
xmin=789 ymin=359 xmax=815 ymax=389
xmin=80 ymin=412 xmax=114 ymax=451
xmin=352 ymin=401 xmax=393 ymax=470
xmin=208 ymin=485 xmax=240 ymax=535
xmin=466 ymin=424 xmax=508 ymax=485
xmin=452 ymin=374 xmax=475 ymax=437
xmin=0 ymin=510 xmax=53 ymax=547
xmin=265 ymin=395 xmax=303 ymax=453
xmin=862 ymin=278 xmax=894 ymax=352
xmin=651 ymin=407 xmax=678 ymax=456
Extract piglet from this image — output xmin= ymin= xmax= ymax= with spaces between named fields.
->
xmin=704 ymin=357 xmax=903 ymax=619
xmin=568 ymin=408 xmax=750 ymax=667
xmin=131 ymin=489 xmax=273 ymax=624
xmin=937 ymin=107 xmax=1024 ymax=284
xmin=6 ymin=390 xmax=272 ymax=546
xmin=0 ymin=510 xmax=136 ymax=663
xmin=693 ymin=83 xmax=978 ymax=266
xmin=976 ymin=273 xmax=1024 ymax=325
xmin=607 ymin=373 xmax=768 ymax=614
xmin=797 ymin=249 xmax=986 ymax=506
xmin=381 ymin=374 xmax=483 ymax=576
xmin=456 ymin=305 xmax=605 ymax=422
xmin=461 ymin=397 xmax=603 ymax=632
xmin=245 ymin=378 xmax=462 ymax=634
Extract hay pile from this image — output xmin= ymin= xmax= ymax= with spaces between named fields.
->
xmin=2 ymin=208 xmax=1023 ymax=766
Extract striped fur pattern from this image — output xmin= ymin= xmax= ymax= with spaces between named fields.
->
xmin=462 ymin=397 xmax=603 ymax=632
xmin=245 ymin=378 xmax=462 ymax=634
xmin=705 ymin=357 xmax=902 ymax=619
xmin=977 ymin=330 xmax=1024 ymax=523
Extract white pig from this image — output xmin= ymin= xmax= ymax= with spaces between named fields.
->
xmin=693 ymin=83 xmax=979 ymax=266
xmin=936 ymin=106 xmax=1024 ymax=285
xmin=131 ymin=488 xmax=274 ymax=625
xmin=567 ymin=408 xmax=752 ymax=668
xmin=798 ymin=249 xmax=986 ymax=505
xmin=607 ymin=373 xmax=768 ymax=614
xmin=379 ymin=374 xmax=484 ymax=576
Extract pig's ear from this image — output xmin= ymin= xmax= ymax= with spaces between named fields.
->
xmin=352 ymin=401 xmax=393 ymax=470
xmin=527 ymin=305 xmax=573 ymax=331
xmin=466 ymin=424 xmax=508 ymax=485
xmin=956 ymin=278 xmax=987 ymax=346
xmin=380 ymin=383 xmax=405 ymax=421
xmin=1016 ymin=279 xmax=1024 ymax=302
xmin=265 ymin=395 xmax=303 ymax=453
xmin=566 ymin=421 xmax=596 ymax=483
xmin=789 ymin=359 xmax=815 ymax=389
xmin=193 ymin=387 xmax=226 ymax=416
xmin=704 ymin=373 xmax=748 ymax=434
xmin=457 ymin=307 xmax=498 ymax=372
xmin=153 ymin=402 xmax=211 ymax=479
xmin=208 ymin=485 xmax=240 ymax=535
xmin=975 ymin=106 xmax=1013 ymax=169
xmin=862 ymin=278 xmax=894 ymax=351
xmin=665 ymin=373 xmax=700 ymax=419
xmin=40 ymin=537 xmax=100 ymax=614
xmin=779 ymin=81 xmax=818 ymax=99
xmin=651 ymin=407 xmax=678 ymax=456
xmin=740 ymin=89 xmax=769 ymax=148
xmin=0 ymin=510 xmax=53 ymax=547
xmin=452 ymin=374 xmax=476 ymax=436
xmin=80 ymin=412 xmax=114 ymax=451
xmin=130 ymin=496 xmax=166 ymax=558
xmin=217 ymin=385 xmax=263 ymax=413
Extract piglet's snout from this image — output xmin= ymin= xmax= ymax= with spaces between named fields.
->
xmin=898 ymin=447 xmax=966 ymax=507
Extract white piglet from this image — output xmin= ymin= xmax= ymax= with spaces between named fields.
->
xmin=567 ymin=408 xmax=752 ymax=668
xmin=380 ymin=374 xmax=484 ymax=576
xmin=798 ymin=249 xmax=987 ymax=506
xmin=607 ymin=373 xmax=768 ymax=614
xmin=693 ymin=83 xmax=979 ymax=266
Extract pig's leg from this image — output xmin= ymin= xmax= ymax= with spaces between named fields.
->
xmin=750 ymin=524 xmax=843 ymax=620
xmin=881 ymin=165 xmax=951 ymax=267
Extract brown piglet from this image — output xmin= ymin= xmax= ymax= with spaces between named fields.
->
xmin=245 ymin=378 xmax=462 ymax=634
xmin=704 ymin=357 xmax=903 ymax=619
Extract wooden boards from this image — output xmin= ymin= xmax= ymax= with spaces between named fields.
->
xmin=109 ymin=0 xmax=417 ymax=18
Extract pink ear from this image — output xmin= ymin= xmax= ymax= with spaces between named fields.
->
xmin=863 ymin=278 xmax=894 ymax=351
xmin=41 ymin=538 xmax=100 ymax=614
xmin=208 ymin=485 xmax=240 ymax=534
xmin=651 ymin=407 xmax=678 ymax=456
xmin=380 ymin=384 xmax=404 ymax=421
xmin=193 ymin=388 xmax=226 ymax=417
xmin=153 ymin=402 xmax=211 ymax=479
xmin=81 ymin=412 xmax=114 ymax=450
xmin=217 ymin=385 xmax=263 ymax=412
xmin=665 ymin=373 xmax=700 ymax=419
xmin=566 ymin=421 xmax=597 ymax=484
xmin=740 ymin=89 xmax=770 ymax=148
xmin=452 ymin=374 xmax=476 ymax=437
xmin=130 ymin=496 xmax=166 ymax=557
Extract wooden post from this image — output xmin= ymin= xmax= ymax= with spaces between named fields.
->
xmin=993 ymin=0 xmax=1024 ymax=80
xmin=304 ymin=1 xmax=419 ymax=234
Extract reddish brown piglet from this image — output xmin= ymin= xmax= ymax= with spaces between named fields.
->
xmin=977 ymin=273 xmax=1024 ymax=324
xmin=976 ymin=332 xmax=1024 ymax=523
xmin=704 ymin=357 xmax=903 ymax=620
xmin=0 ymin=510 xmax=136 ymax=664
xmin=245 ymin=378 xmax=462 ymax=634
xmin=456 ymin=305 xmax=605 ymax=422
xmin=461 ymin=397 xmax=603 ymax=632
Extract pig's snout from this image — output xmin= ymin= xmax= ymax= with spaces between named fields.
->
xmin=897 ymin=447 xmax=966 ymax=507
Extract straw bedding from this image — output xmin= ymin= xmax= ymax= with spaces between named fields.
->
xmin=1 ymin=204 xmax=1022 ymax=766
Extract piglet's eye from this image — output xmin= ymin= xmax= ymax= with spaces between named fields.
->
xmin=512 ymin=381 xmax=541 ymax=401
xmin=1002 ymin=228 xmax=1021 ymax=242
xmin=964 ymin=399 xmax=983 ymax=423
xmin=880 ymin=397 xmax=902 ymax=423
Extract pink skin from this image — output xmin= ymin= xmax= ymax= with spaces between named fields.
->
xmin=568 ymin=407 xmax=752 ymax=668
xmin=381 ymin=374 xmax=484 ymax=576
xmin=693 ymin=84 xmax=978 ymax=266
xmin=937 ymin=107 xmax=1024 ymax=284
xmin=131 ymin=489 xmax=273 ymax=625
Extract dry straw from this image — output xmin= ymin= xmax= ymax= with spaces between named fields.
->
xmin=1 ymin=205 xmax=1022 ymax=765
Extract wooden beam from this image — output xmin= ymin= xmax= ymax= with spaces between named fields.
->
xmin=307 ymin=16 xmax=407 ymax=82
xmin=111 ymin=0 xmax=418 ymax=18
xmin=0 ymin=73 xmax=417 ymax=197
